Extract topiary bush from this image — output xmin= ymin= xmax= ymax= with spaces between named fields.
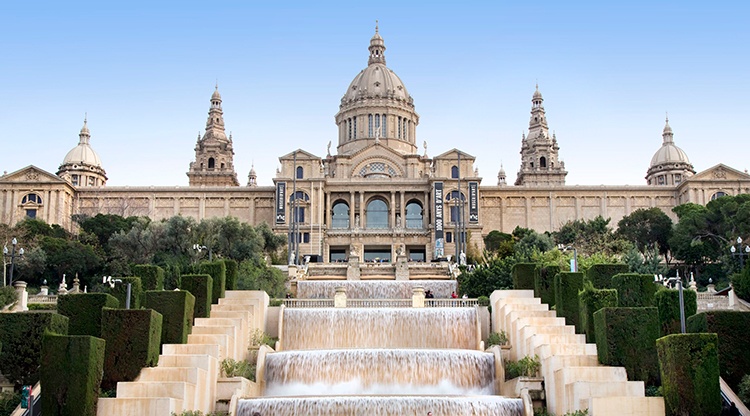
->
xmin=585 ymin=263 xmax=629 ymax=289
xmin=686 ymin=311 xmax=750 ymax=391
xmin=57 ymin=293 xmax=119 ymax=337
xmin=657 ymin=333 xmax=721 ymax=416
xmin=181 ymin=274 xmax=213 ymax=318
xmin=41 ymin=334 xmax=105 ymax=416
xmin=101 ymin=308 xmax=163 ymax=390
xmin=512 ymin=263 xmax=537 ymax=290
xmin=0 ymin=312 xmax=69 ymax=388
xmin=554 ymin=272 xmax=585 ymax=331
xmin=534 ymin=264 xmax=560 ymax=307
xmin=223 ymin=259 xmax=238 ymax=291
xmin=655 ymin=288 xmax=697 ymax=336
xmin=198 ymin=261 xmax=226 ymax=304
xmin=611 ymin=273 xmax=659 ymax=307
xmin=143 ymin=290 xmax=196 ymax=345
xmin=731 ymin=266 xmax=750 ymax=302
xmin=106 ymin=276 xmax=143 ymax=309
xmin=594 ymin=307 xmax=660 ymax=385
xmin=578 ymin=284 xmax=618 ymax=343
xmin=132 ymin=264 xmax=165 ymax=291
xmin=164 ymin=264 xmax=182 ymax=290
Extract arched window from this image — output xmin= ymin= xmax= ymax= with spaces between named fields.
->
xmin=21 ymin=193 xmax=42 ymax=205
xmin=540 ymin=157 xmax=547 ymax=168
xmin=296 ymin=166 xmax=304 ymax=179
xmin=405 ymin=201 xmax=423 ymax=229
xmin=711 ymin=191 xmax=728 ymax=201
xmin=366 ymin=199 xmax=388 ymax=229
xmin=208 ymin=158 xmax=215 ymax=169
xmin=332 ymin=201 xmax=350 ymax=229
xmin=451 ymin=166 xmax=459 ymax=179
xmin=289 ymin=191 xmax=309 ymax=202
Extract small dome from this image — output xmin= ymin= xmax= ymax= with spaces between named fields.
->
xmin=342 ymin=64 xmax=411 ymax=103
xmin=533 ymin=87 xmax=543 ymax=100
xmin=62 ymin=144 xmax=103 ymax=167
xmin=649 ymin=143 xmax=691 ymax=167
xmin=211 ymin=86 xmax=221 ymax=101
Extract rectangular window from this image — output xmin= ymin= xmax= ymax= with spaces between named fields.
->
xmin=26 ymin=209 xmax=37 ymax=219
xmin=446 ymin=232 xmax=453 ymax=243
xmin=72 ymin=175 xmax=79 ymax=186
xmin=398 ymin=117 xmax=402 ymax=138
xmin=348 ymin=118 xmax=352 ymax=139
xmin=381 ymin=114 xmax=386 ymax=137
xmin=368 ymin=114 xmax=373 ymax=137
xmin=353 ymin=116 xmax=357 ymax=139
xmin=303 ymin=232 xmax=310 ymax=243
xmin=294 ymin=207 xmax=305 ymax=223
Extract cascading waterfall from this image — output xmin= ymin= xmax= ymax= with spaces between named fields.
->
xmin=264 ymin=349 xmax=496 ymax=396
xmin=237 ymin=396 xmax=524 ymax=416
xmin=297 ymin=280 xmax=458 ymax=299
xmin=281 ymin=307 xmax=478 ymax=350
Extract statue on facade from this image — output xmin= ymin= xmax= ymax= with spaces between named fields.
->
xmin=327 ymin=141 xmax=331 ymax=157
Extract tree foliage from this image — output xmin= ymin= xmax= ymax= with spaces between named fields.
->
xmin=617 ymin=207 xmax=673 ymax=259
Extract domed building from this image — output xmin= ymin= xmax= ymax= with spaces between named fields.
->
xmin=57 ymin=117 xmax=107 ymax=187
xmin=646 ymin=117 xmax=695 ymax=186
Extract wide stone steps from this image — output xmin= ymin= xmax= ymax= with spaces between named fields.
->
xmin=490 ymin=289 xmax=664 ymax=416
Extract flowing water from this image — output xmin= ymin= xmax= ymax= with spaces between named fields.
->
xmin=236 ymin=396 xmax=524 ymax=416
xmin=281 ymin=307 xmax=478 ymax=350
xmin=297 ymin=280 xmax=458 ymax=299
xmin=264 ymin=349 xmax=496 ymax=396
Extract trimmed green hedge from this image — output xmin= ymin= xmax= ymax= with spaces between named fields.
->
xmin=655 ymin=288 xmax=697 ymax=336
xmin=132 ymin=264 xmax=165 ymax=291
xmin=0 ymin=312 xmax=69 ymax=387
xmin=41 ymin=334 xmax=105 ymax=416
xmin=143 ymin=290 xmax=195 ymax=345
xmin=164 ymin=264 xmax=182 ymax=290
xmin=594 ymin=307 xmax=660 ymax=385
xmin=534 ymin=264 xmax=560 ymax=306
xmin=687 ymin=311 xmax=750 ymax=391
xmin=181 ymin=274 xmax=213 ymax=318
xmin=101 ymin=308 xmax=162 ymax=390
xmin=57 ymin=293 xmax=119 ymax=337
xmin=579 ymin=285 xmax=618 ymax=343
xmin=198 ymin=261 xmax=226 ymax=304
xmin=611 ymin=273 xmax=659 ymax=307
xmin=512 ymin=263 xmax=537 ymax=290
xmin=554 ymin=272 xmax=585 ymax=331
xmin=657 ymin=333 xmax=721 ymax=416
xmin=223 ymin=259 xmax=239 ymax=291
xmin=585 ymin=263 xmax=629 ymax=289
xmin=106 ymin=276 xmax=143 ymax=309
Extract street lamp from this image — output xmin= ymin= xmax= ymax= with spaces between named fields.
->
xmin=193 ymin=244 xmax=213 ymax=261
xmin=730 ymin=237 xmax=750 ymax=270
xmin=3 ymin=238 xmax=25 ymax=286
xmin=654 ymin=272 xmax=686 ymax=333
xmin=557 ymin=244 xmax=578 ymax=272
xmin=103 ymin=276 xmax=131 ymax=309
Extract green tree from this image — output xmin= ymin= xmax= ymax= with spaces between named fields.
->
xmin=617 ymin=207 xmax=673 ymax=260
xmin=553 ymin=216 xmax=628 ymax=257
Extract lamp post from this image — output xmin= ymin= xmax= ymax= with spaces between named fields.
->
xmin=192 ymin=244 xmax=213 ymax=262
xmin=3 ymin=238 xmax=25 ymax=286
xmin=103 ymin=276 xmax=131 ymax=309
xmin=655 ymin=273 xmax=686 ymax=333
xmin=730 ymin=236 xmax=750 ymax=270
xmin=557 ymin=244 xmax=577 ymax=272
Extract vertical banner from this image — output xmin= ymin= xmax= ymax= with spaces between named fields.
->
xmin=434 ymin=182 xmax=444 ymax=258
xmin=469 ymin=181 xmax=478 ymax=223
xmin=275 ymin=182 xmax=286 ymax=224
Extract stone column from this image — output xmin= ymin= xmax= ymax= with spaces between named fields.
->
xmin=334 ymin=286 xmax=347 ymax=308
xmin=12 ymin=280 xmax=28 ymax=312
xmin=349 ymin=191 xmax=355 ymax=228
xmin=412 ymin=286 xmax=425 ymax=308
xmin=390 ymin=191 xmax=396 ymax=228
xmin=347 ymin=251 xmax=361 ymax=280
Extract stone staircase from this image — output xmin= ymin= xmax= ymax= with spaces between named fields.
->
xmin=97 ymin=291 xmax=267 ymax=416
xmin=490 ymin=290 xmax=665 ymax=416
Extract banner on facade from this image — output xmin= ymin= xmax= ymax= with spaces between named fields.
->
xmin=434 ymin=182 xmax=444 ymax=257
xmin=469 ymin=181 xmax=478 ymax=223
xmin=275 ymin=182 xmax=286 ymax=224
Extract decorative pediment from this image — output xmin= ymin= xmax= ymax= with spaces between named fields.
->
xmin=279 ymin=149 xmax=321 ymax=161
xmin=0 ymin=165 xmax=67 ymax=184
xmin=689 ymin=164 xmax=750 ymax=182
xmin=434 ymin=148 xmax=476 ymax=161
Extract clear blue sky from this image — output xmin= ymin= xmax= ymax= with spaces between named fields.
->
xmin=2 ymin=1 xmax=748 ymax=187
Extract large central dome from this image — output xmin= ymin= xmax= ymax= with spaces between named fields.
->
xmin=334 ymin=26 xmax=420 ymax=156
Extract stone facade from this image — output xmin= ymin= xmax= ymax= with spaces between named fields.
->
xmin=2 ymin=28 xmax=750 ymax=263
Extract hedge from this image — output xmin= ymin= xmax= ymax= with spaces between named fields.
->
xmin=143 ymin=290 xmax=195 ymax=346
xmin=164 ymin=264 xmax=182 ymax=290
xmin=657 ymin=333 xmax=721 ymax=416
xmin=181 ymin=274 xmax=213 ymax=318
xmin=106 ymin=276 xmax=143 ymax=309
xmin=655 ymin=288 xmax=697 ymax=336
xmin=101 ymin=308 xmax=163 ymax=390
xmin=223 ymin=259 xmax=239 ymax=291
xmin=0 ymin=312 xmax=69 ymax=387
xmin=132 ymin=264 xmax=165 ymax=291
xmin=554 ymin=272 xmax=585 ymax=331
xmin=687 ymin=311 xmax=750 ymax=391
xmin=611 ymin=273 xmax=659 ymax=307
xmin=578 ymin=285 xmax=618 ymax=343
xmin=534 ymin=264 xmax=559 ymax=306
xmin=594 ymin=307 xmax=660 ymax=385
xmin=585 ymin=263 xmax=629 ymax=289
xmin=41 ymin=334 xmax=105 ymax=416
xmin=198 ymin=261 xmax=226 ymax=304
xmin=512 ymin=263 xmax=537 ymax=291
xmin=57 ymin=293 xmax=119 ymax=337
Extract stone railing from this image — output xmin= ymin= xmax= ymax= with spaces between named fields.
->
xmin=28 ymin=294 xmax=58 ymax=304
xmin=281 ymin=298 xmax=478 ymax=308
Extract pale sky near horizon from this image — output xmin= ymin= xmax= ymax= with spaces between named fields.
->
xmin=2 ymin=1 xmax=749 ymax=187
